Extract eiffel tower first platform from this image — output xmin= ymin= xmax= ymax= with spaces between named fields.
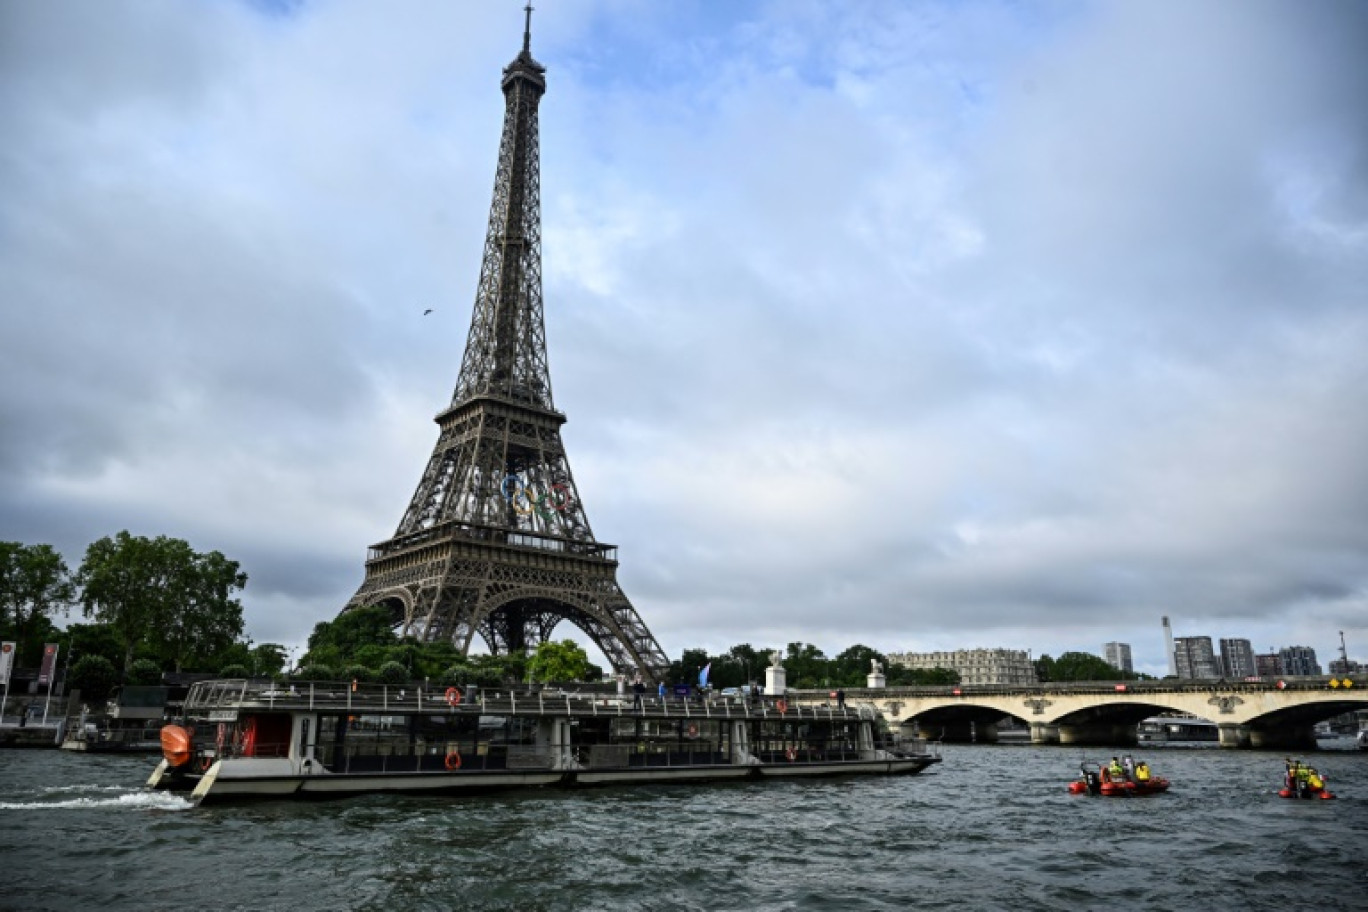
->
xmin=342 ymin=8 xmax=670 ymax=681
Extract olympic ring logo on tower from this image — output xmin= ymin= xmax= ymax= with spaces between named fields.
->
xmin=501 ymin=474 xmax=574 ymax=519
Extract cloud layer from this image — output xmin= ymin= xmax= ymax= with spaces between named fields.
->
xmin=3 ymin=0 xmax=1365 ymax=675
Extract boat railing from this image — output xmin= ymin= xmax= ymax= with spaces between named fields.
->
xmin=182 ymin=679 xmax=881 ymax=724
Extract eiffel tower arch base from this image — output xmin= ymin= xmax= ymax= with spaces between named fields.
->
xmin=346 ymin=533 xmax=669 ymax=681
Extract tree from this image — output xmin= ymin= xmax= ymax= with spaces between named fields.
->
xmin=68 ymin=654 xmax=119 ymax=704
xmin=76 ymin=532 xmax=247 ymax=671
xmin=526 ymin=640 xmax=592 ymax=683
xmin=1035 ymin=651 xmax=1134 ymax=682
xmin=0 ymin=542 xmax=75 ymax=664
xmin=155 ymin=547 xmax=247 ymax=671
xmin=831 ymin=645 xmax=886 ymax=686
xmin=783 ymin=642 xmax=830 ymax=688
xmin=252 ymin=643 xmax=288 ymax=677
xmin=66 ymin=622 xmax=125 ymax=670
xmin=668 ymin=648 xmax=711 ymax=687
xmin=126 ymin=658 xmax=163 ymax=685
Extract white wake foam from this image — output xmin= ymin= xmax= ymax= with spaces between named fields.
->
xmin=0 ymin=790 xmax=193 ymax=811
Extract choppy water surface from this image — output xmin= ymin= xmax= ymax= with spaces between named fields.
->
xmin=1 ymin=745 xmax=1365 ymax=911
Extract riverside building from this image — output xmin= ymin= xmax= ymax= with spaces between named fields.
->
xmin=1104 ymin=642 xmax=1133 ymax=673
xmin=1173 ymin=636 xmax=1220 ymax=679
xmin=1219 ymin=638 xmax=1257 ymax=678
xmin=1278 ymin=646 xmax=1322 ymax=676
xmin=886 ymin=648 xmax=1037 ymax=686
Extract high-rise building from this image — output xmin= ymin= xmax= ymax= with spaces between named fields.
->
xmin=1255 ymin=653 xmax=1282 ymax=676
xmin=886 ymin=648 xmax=1037 ymax=685
xmin=1104 ymin=642 xmax=1133 ymax=673
xmin=1219 ymin=638 xmax=1256 ymax=678
xmin=1173 ymin=636 xmax=1220 ymax=679
xmin=1278 ymin=646 xmax=1322 ymax=676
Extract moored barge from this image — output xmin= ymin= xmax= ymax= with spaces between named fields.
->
xmin=148 ymin=679 xmax=940 ymax=804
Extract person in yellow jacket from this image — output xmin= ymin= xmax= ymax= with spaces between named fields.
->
xmin=1108 ymin=757 xmax=1124 ymax=781
xmin=1135 ymin=761 xmax=1151 ymax=782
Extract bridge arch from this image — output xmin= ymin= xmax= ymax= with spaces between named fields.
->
xmin=813 ymin=679 xmax=1368 ymax=749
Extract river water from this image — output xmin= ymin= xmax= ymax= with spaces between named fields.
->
xmin=0 ymin=744 xmax=1364 ymax=911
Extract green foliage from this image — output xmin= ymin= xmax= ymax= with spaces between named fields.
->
xmin=67 ymin=623 xmax=125 ymax=669
xmin=296 ymin=664 xmax=335 ymax=682
xmin=830 ymin=645 xmax=886 ymax=686
xmin=885 ymin=665 xmax=962 ymax=686
xmin=443 ymin=662 xmax=477 ymax=686
xmin=76 ymin=531 xmax=246 ymax=672
xmin=526 ymin=640 xmax=592 ymax=683
xmin=126 ymin=658 xmax=162 ymax=686
xmin=0 ymin=541 xmax=75 ymax=665
xmin=378 ymin=660 xmax=410 ymax=686
xmin=305 ymin=605 xmax=397 ymax=658
xmin=667 ymin=648 xmax=710 ymax=686
xmin=252 ymin=643 xmax=288 ymax=677
xmin=219 ymin=664 xmax=250 ymax=678
xmin=343 ymin=664 xmax=374 ymax=683
xmin=783 ymin=642 xmax=830 ymax=688
xmin=68 ymin=654 xmax=119 ymax=703
xmin=1035 ymin=651 xmax=1136 ymax=682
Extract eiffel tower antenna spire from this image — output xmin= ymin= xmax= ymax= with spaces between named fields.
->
xmin=341 ymin=11 xmax=671 ymax=682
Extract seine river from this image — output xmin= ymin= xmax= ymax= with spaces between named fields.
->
xmin=1 ymin=744 xmax=1364 ymax=911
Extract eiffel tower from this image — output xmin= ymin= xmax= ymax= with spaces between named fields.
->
xmin=342 ymin=6 xmax=670 ymax=681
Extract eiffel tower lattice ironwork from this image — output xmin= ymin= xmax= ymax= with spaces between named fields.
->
xmin=342 ymin=8 xmax=670 ymax=681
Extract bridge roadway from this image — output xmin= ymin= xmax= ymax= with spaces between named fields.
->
xmin=785 ymin=676 xmax=1368 ymax=749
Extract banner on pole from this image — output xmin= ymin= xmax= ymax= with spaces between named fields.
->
xmin=0 ymin=642 xmax=14 ymax=684
xmin=37 ymin=643 xmax=59 ymax=686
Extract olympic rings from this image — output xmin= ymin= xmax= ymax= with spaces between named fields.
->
xmin=445 ymin=687 xmax=462 ymax=706
xmin=445 ymin=749 xmax=463 ymax=771
xmin=499 ymin=474 xmax=574 ymax=514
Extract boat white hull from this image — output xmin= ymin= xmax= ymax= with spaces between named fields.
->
xmin=172 ymin=755 xmax=938 ymax=804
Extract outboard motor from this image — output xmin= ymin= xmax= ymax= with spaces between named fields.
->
xmin=1081 ymin=764 xmax=1101 ymax=795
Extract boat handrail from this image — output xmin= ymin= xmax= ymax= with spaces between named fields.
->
xmin=181 ymin=679 xmax=879 ymax=724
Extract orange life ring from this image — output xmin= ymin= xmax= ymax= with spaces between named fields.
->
xmin=687 ymin=723 xmax=699 ymax=738
xmin=446 ymin=687 xmax=462 ymax=706
xmin=445 ymin=749 xmax=462 ymax=771
xmin=786 ymin=747 xmax=797 ymax=762
xmin=776 ymin=699 xmax=788 ymax=714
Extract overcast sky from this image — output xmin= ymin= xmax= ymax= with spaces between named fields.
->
xmin=2 ymin=0 xmax=1365 ymax=677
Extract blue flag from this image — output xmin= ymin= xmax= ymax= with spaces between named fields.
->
xmin=698 ymin=662 xmax=712 ymax=687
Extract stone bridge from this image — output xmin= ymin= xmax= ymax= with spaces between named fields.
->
xmin=787 ymin=676 xmax=1368 ymax=749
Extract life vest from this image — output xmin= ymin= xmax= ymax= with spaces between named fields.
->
xmin=1135 ymin=764 xmax=1150 ymax=782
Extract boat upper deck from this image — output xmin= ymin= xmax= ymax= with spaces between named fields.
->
xmin=183 ymin=679 xmax=878 ymax=724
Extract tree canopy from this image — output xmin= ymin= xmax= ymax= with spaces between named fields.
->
xmin=76 ymin=531 xmax=247 ymax=671
xmin=526 ymin=639 xmax=594 ymax=683
xmin=1034 ymin=651 xmax=1144 ymax=682
xmin=0 ymin=541 xmax=75 ymax=664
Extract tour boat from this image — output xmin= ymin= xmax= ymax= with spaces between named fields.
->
xmin=1068 ymin=760 xmax=1170 ymax=796
xmin=147 ymin=679 xmax=941 ymax=805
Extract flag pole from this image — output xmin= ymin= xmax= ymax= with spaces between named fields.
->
xmin=41 ymin=644 xmax=59 ymax=725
